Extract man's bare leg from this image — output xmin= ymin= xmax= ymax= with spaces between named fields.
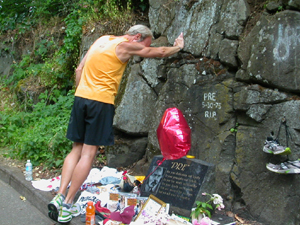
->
xmin=64 ymin=144 xmax=98 ymax=204
xmin=48 ymin=142 xmax=84 ymax=222
xmin=57 ymin=142 xmax=83 ymax=196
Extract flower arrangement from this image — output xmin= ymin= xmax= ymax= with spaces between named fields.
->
xmin=190 ymin=193 xmax=225 ymax=219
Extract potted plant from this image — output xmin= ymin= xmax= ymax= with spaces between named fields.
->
xmin=190 ymin=192 xmax=225 ymax=222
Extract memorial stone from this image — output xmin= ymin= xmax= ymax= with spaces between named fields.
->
xmin=141 ymin=155 xmax=214 ymax=217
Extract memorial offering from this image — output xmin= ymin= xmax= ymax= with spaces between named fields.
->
xmin=157 ymin=107 xmax=191 ymax=160
xmin=134 ymin=197 xmax=148 ymax=218
xmin=141 ymin=155 xmax=214 ymax=216
xmin=135 ymin=195 xmax=166 ymax=223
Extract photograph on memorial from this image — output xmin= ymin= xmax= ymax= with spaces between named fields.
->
xmin=141 ymin=166 xmax=166 ymax=194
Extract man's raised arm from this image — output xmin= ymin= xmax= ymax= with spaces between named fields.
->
xmin=134 ymin=32 xmax=184 ymax=58
xmin=117 ymin=32 xmax=184 ymax=61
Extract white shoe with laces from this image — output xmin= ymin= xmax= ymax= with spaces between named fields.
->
xmin=58 ymin=202 xmax=81 ymax=223
xmin=48 ymin=193 xmax=65 ymax=221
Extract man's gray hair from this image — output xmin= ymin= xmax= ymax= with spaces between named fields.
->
xmin=125 ymin=25 xmax=153 ymax=41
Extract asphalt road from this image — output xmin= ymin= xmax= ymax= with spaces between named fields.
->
xmin=0 ymin=178 xmax=56 ymax=225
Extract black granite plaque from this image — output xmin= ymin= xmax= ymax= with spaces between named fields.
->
xmin=141 ymin=155 xmax=214 ymax=212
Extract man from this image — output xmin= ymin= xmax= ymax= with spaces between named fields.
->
xmin=144 ymin=166 xmax=165 ymax=193
xmin=47 ymin=24 xmax=184 ymax=223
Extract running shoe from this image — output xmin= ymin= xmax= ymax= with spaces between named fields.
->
xmin=263 ymin=137 xmax=289 ymax=155
xmin=48 ymin=193 xmax=65 ymax=221
xmin=58 ymin=202 xmax=81 ymax=223
xmin=266 ymin=160 xmax=300 ymax=174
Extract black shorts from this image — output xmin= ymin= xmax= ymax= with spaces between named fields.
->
xmin=66 ymin=96 xmax=115 ymax=146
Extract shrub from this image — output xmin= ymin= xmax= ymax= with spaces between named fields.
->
xmin=0 ymin=90 xmax=74 ymax=168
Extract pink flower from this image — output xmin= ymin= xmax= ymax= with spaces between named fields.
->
xmin=192 ymin=217 xmax=212 ymax=225
xmin=199 ymin=217 xmax=212 ymax=225
xmin=202 ymin=192 xmax=207 ymax=196
xmin=217 ymin=203 xmax=225 ymax=210
xmin=192 ymin=219 xmax=200 ymax=225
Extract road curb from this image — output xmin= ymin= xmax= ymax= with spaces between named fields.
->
xmin=0 ymin=162 xmax=82 ymax=225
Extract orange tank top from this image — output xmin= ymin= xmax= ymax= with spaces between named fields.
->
xmin=75 ymin=35 xmax=128 ymax=104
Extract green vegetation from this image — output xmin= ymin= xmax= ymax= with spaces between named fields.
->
xmin=0 ymin=88 xmax=74 ymax=168
xmin=0 ymin=0 xmax=149 ymax=168
xmin=230 ymin=123 xmax=239 ymax=133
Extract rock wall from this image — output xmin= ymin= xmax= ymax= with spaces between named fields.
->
xmin=1 ymin=0 xmax=300 ymax=224
xmin=109 ymin=0 xmax=300 ymax=224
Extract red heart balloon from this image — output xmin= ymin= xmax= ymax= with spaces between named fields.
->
xmin=157 ymin=108 xmax=191 ymax=160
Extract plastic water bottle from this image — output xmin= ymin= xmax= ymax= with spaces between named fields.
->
xmin=86 ymin=201 xmax=95 ymax=225
xmin=25 ymin=159 xmax=32 ymax=181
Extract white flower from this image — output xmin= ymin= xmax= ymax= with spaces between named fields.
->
xmin=212 ymin=194 xmax=223 ymax=205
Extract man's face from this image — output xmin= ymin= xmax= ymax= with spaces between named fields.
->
xmin=139 ymin=36 xmax=152 ymax=47
xmin=148 ymin=167 xmax=163 ymax=188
